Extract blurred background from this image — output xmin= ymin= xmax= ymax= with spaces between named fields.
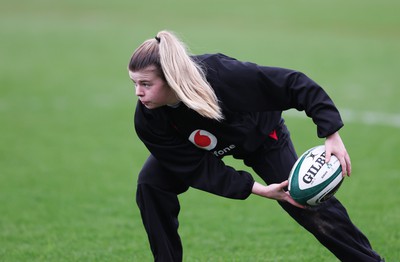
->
xmin=1 ymin=0 xmax=399 ymax=261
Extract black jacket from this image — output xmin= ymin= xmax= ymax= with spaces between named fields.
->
xmin=134 ymin=53 xmax=343 ymax=199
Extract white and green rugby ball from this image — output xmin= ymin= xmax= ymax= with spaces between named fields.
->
xmin=288 ymin=145 xmax=344 ymax=206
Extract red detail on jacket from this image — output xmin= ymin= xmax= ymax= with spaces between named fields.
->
xmin=269 ymin=130 xmax=278 ymax=141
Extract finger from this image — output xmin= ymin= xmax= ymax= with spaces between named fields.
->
xmin=345 ymin=153 xmax=352 ymax=176
xmin=340 ymin=157 xmax=347 ymax=177
xmin=283 ymin=191 xmax=306 ymax=209
xmin=325 ymin=147 xmax=332 ymax=164
xmin=287 ymin=197 xmax=306 ymax=209
xmin=280 ymin=180 xmax=289 ymax=188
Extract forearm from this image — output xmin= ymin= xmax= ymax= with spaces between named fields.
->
xmin=186 ymin=163 xmax=255 ymax=200
xmin=251 ymin=181 xmax=281 ymax=199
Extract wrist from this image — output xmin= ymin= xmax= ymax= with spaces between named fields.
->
xmin=252 ymin=182 xmax=263 ymax=195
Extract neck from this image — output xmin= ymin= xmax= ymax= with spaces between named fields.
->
xmin=167 ymin=100 xmax=181 ymax=108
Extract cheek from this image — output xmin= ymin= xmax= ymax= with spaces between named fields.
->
xmin=154 ymin=86 xmax=172 ymax=100
xmin=147 ymin=89 xmax=165 ymax=104
xmin=159 ymin=87 xmax=171 ymax=98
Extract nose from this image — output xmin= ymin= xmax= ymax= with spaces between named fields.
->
xmin=135 ymin=85 xmax=144 ymax=97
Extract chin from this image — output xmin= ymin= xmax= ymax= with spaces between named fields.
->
xmin=144 ymin=103 xmax=160 ymax=109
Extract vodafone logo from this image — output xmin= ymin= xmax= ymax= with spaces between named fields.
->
xmin=188 ymin=130 xmax=217 ymax=151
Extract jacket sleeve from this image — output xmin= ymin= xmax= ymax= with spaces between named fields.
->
xmin=134 ymin=103 xmax=255 ymax=199
xmin=209 ymin=54 xmax=344 ymax=138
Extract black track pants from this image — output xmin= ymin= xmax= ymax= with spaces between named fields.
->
xmin=135 ymin=124 xmax=382 ymax=262
xmin=136 ymin=155 xmax=189 ymax=262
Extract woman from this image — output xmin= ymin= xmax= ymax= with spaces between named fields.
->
xmin=129 ymin=30 xmax=383 ymax=261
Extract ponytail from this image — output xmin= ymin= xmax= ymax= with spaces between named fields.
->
xmin=129 ymin=30 xmax=224 ymax=121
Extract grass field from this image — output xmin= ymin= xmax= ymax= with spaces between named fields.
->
xmin=1 ymin=0 xmax=399 ymax=261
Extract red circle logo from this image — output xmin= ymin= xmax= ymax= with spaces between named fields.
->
xmin=188 ymin=130 xmax=217 ymax=150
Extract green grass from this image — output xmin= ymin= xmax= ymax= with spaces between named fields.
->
xmin=1 ymin=0 xmax=399 ymax=261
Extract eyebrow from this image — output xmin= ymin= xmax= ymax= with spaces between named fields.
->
xmin=132 ymin=79 xmax=152 ymax=86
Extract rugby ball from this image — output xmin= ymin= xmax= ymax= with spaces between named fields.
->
xmin=288 ymin=145 xmax=343 ymax=206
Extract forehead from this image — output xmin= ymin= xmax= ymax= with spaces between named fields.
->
xmin=129 ymin=66 xmax=160 ymax=81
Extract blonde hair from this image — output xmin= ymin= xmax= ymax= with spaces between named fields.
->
xmin=128 ymin=30 xmax=224 ymax=121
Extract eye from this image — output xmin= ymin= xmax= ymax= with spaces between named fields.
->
xmin=143 ymin=82 xmax=150 ymax=87
xmin=133 ymin=80 xmax=151 ymax=89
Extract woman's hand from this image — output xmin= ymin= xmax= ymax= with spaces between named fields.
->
xmin=325 ymin=131 xmax=352 ymax=177
xmin=252 ymin=180 xmax=305 ymax=209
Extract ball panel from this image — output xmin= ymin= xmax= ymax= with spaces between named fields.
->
xmin=307 ymin=177 xmax=344 ymax=205
xmin=287 ymin=150 xmax=308 ymax=193
xmin=304 ymin=168 xmax=343 ymax=205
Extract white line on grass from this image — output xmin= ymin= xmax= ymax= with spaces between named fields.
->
xmin=283 ymin=109 xmax=400 ymax=129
